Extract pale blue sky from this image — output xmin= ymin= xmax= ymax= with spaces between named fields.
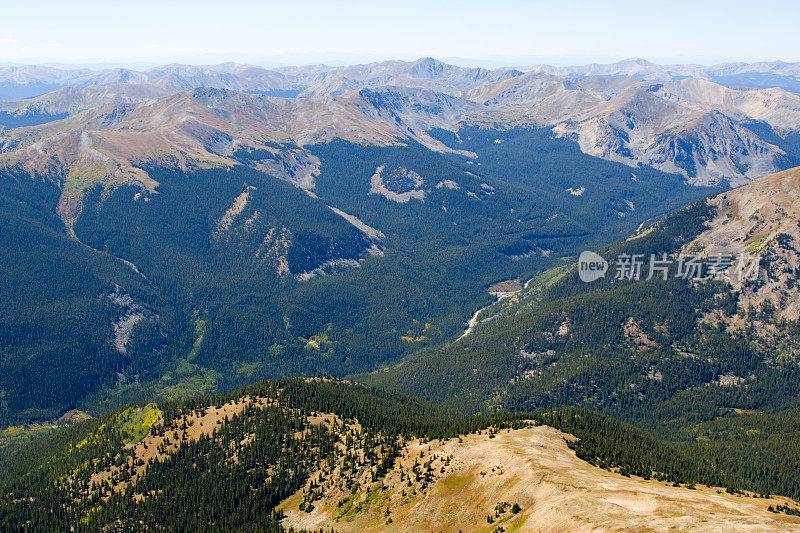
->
xmin=0 ymin=0 xmax=797 ymax=66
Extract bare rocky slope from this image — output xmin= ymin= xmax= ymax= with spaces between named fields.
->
xmin=687 ymin=165 xmax=800 ymax=319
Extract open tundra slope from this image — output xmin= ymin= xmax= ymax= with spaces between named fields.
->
xmin=281 ymin=425 xmax=800 ymax=533
xmin=0 ymin=85 xmax=475 ymax=223
xmin=0 ymin=86 xmax=403 ymax=157
xmin=0 ymin=84 xmax=175 ymax=116
xmin=0 ymin=82 xmax=480 ymax=151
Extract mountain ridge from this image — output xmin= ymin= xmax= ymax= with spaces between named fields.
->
xmin=3 ymin=57 xmax=800 ymax=194
xmin=3 ymin=378 xmax=800 ymax=531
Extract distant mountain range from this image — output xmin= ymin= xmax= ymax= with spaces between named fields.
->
xmin=2 ymin=57 xmax=800 ymax=193
xmin=5 ymin=57 xmax=800 ymax=96
xmin=524 ymin=58 xmax=800 ymax=87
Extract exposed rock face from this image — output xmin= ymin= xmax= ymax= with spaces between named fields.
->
xmin=255 ymin=226 xmax=293 ymax=276
xmin=249 ymin=148 xmax=321 ymax=189
xmin=328 ymin=206 xmax=385 ymax=241
xmin=639 ymin=111 xmax=781 ymax=186
xmin=214 ymin=186 xmax=255 ymax=233
xmin=368 ymin=165 xmax=426 ymax=203
xmin=295 ymin=258 xmax=361 ymax=282
xmin=109 ymin=286 xmax=157 ymax=354
xmin=468 ymin=75 xmax=800 ymax=186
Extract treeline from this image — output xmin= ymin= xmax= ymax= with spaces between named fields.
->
xmin=360 ymin=189 xmax=800 ymax=500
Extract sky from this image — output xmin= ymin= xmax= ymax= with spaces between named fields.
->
xmin=0 ymin=0 xmax=797 ymax=67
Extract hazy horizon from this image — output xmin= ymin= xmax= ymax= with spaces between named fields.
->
xmin=1 ymin=0 xmax=798 ymax=68
xmin=1 ymin=54 xmax=799 ymax=72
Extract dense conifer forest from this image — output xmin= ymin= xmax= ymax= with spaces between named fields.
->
xmin=0 ymin=128 xmax=711 ymax=427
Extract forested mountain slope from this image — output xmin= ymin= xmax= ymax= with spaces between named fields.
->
xmin=3 ymin=379 xmax=800 ymax=532
xmin=363 ymin=166 xmax=800 ymax=439
xmin=0 ymin=125 xmax=711 ymax=426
